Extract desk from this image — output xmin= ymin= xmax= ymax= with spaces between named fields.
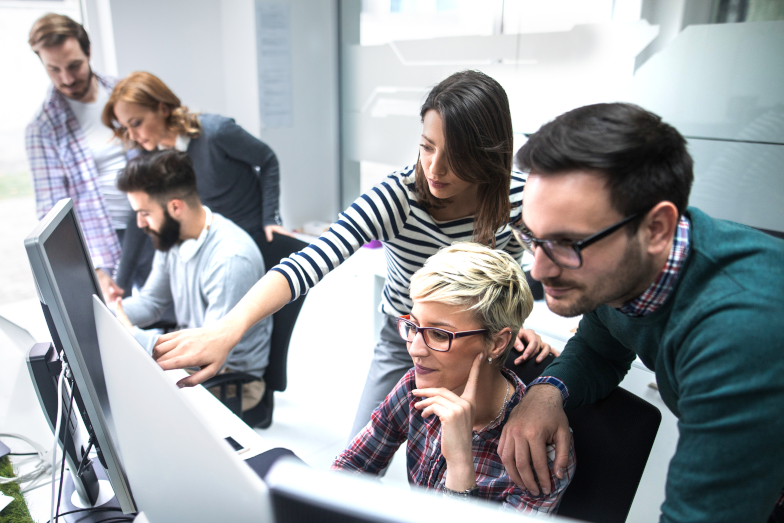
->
xmin=0 ymin=305 xmax=270 ymax=522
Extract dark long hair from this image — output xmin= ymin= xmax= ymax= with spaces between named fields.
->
xmin=415 ymin=70 xmax=513 ymax=247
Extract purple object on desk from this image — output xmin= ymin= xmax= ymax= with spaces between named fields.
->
xmin=363 ymin=240 xmax=383 ymax=249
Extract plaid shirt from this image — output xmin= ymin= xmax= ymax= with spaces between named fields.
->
xmin=333 ymin=367 xmax=576 ymax=514
xmin=619 ymin=215 xmax=691 ymax=317
xmin=25 ymin=74 xmax=123 ymax=271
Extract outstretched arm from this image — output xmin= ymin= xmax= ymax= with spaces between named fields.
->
xmin=155 ymin=174 xmax=412 ymax=386
xmin=153 ymin=269 xmax=291 ymax=387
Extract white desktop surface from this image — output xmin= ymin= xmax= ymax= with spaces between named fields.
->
xmin=165 ymin=369 xmax=272 ymax=460
xmin=0 ymin=303 xmax=270 ymax=522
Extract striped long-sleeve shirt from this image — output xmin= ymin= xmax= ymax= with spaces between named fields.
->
xmin=272 ymin=166 xmax=526 ymax=316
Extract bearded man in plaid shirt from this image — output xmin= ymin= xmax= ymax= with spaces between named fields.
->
xmin=25 ymin=13 xmax=141 ymax=302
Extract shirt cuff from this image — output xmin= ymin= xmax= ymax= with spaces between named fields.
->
xmin=131 ymin=327 xmax=160 ymax=356
xmin=528 ymin=376 xmax=569 ymax=408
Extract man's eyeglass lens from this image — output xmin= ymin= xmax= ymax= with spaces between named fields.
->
xmin=511 ymin=226 xmax=582 ymax=269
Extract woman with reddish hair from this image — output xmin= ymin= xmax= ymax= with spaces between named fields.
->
xmin=103 ymin=71 xmax=289 ymax=244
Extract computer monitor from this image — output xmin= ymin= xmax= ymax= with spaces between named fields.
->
xmin=25 ymin=198 xmax=135 ymax=513
xmin=265 ymin=458 xmax=552 ymax=523
xmin=93 ymin=296 xmax=271 ymax=522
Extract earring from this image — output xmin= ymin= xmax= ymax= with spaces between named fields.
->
xmin=487 ymin=356 xmax=493 ymax=364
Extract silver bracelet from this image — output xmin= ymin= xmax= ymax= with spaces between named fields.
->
xmin=443 ymin=485 xmax=479 ymax=498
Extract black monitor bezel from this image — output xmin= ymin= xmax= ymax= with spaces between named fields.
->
xmin=24 ymin=198 xmax=136 ymax=513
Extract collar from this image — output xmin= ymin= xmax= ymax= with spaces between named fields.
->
xmin=46 ymin=72 xmax=115 ymax=112
xmin=175 ymin=134 xmax=191 ymax=152
xmin=157 ymin=134 xmax=190 ymax=152
xmin=618 ymin=215 xmax=691 ymax=317
xmin=174 ymin=207 xmax=213 ymax=263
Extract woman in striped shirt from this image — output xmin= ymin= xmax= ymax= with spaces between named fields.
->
xmin=154 ymin=70 xmax=554 ymax=436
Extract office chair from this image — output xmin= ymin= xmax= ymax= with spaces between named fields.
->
xmin=204 ymin=232 xmax=309 ymax=429
xmin=505 ymin=352 xmax=662 ymax=523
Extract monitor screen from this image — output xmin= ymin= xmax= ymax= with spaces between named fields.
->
xmin=25 ymin=199 xmax=136 ymax=513
xmin=42 ymin=203 xmax=107 ymax=408
xmin=265 ymin=459 xmax=550 ymax=523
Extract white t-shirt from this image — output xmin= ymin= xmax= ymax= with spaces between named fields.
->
xmin=66 ymin=83 xmax=132 ymax=230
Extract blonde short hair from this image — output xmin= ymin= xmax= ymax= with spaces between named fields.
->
xmin=409 ymin=243 xmax=534 ymax=363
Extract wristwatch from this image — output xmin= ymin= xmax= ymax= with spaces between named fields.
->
xmin=443 ymin=485 xmax=479 ymax=498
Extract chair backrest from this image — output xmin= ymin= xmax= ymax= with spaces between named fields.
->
xmin=505 ymin=352 xmax=662 ymax=523
xmin=253 ymin=232 xmax=309 ymax=393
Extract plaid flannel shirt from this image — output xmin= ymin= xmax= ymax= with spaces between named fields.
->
xmin=619 ymin=215 xmax=691 ymax=317
xmin=25 ymin=74 xmax=123 ymax=271
xmin=333 ymin=367 xmax=575 ymax=514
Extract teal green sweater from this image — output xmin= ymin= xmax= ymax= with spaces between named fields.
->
xmin=545 ymin=207 xmax=784 ymax=523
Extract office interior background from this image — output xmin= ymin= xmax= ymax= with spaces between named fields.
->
xmin=1 ymin=1 xmax=782 ymax=521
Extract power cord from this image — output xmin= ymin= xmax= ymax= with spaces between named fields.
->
xmin=50 ymin=361 xmax=68 ymax=523
xmin=0 ymin=433 xmax=57 ymax=490
xmin=75 ymin=435 xmax=95 ymax=479
xmin=44 ymin=506 xmax=127 ymax=523
xmin=54 ymin=373 xmax=76 ymax=522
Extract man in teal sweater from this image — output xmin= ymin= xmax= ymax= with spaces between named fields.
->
xmin=497 ymin=103 xmax=784 ymax=522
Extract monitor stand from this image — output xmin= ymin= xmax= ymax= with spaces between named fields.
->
xmin=58 ymin=465 xmax=122 ymax=522
xmin=27 ymin=342 xmax=129 ymax=521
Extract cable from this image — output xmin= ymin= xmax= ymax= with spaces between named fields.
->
xmin=75 ymin=435 xmax=95 ymax=479
xmin=54 ymin=375 xmax=76 ymax=522
xmin=0 ymin=433 xmax=53 ymax=486
xmin=44 ymin=506 xmax=126 ymax=523
xmin=50 ymin=362 xmax=67 ymax=523
xmin=20 ymin=468 xmax=61 ymax=494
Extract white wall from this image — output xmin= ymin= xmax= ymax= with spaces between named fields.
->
xmin=102 ymin=0 xmax=340 ymax=229
xmin=110 ymin=0 xmax=227 ymax=116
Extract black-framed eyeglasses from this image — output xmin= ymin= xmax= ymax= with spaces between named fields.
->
xmin=509 ymin=211 xmax=641 ymax=269
xmin=396 ymin=315 xmax=487 ymax=352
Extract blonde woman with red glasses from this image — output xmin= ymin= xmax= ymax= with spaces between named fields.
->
xmin=333 ymin=243 xmax=574 ymax=513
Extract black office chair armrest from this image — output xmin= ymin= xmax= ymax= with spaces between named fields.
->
xmin=202 ymin=372 xmax=260 ymax=417
xmin=202 ymin=371 xmax=259 ymax=389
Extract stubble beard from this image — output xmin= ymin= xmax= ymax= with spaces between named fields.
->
xmin=61 ymin=68 xmax=94 ymax=101
xmin=543 ymin=236 xmax=649 ymax=318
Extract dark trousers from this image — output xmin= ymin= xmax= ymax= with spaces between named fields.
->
xmin=115 ymin=214 xmax=155 ymax=296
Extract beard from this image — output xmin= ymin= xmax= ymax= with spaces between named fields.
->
xmin=143 ymin=210 xmax=181 ymax=252
xmin=60 ymin=67 xmax=94 ymax=101
xmin=541 ymin=236 xmax=650 ymax=318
